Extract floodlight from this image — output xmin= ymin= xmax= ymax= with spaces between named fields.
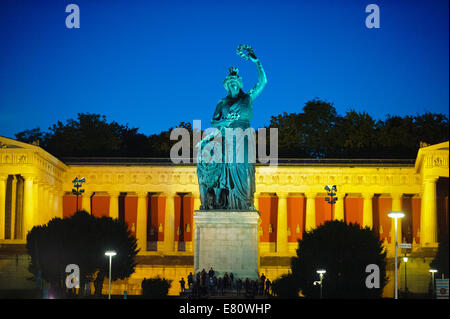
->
xmin=388 ymin=211 xmax=405 ymax=219
xmin=105 ymin=251 xmax=117 ymax=257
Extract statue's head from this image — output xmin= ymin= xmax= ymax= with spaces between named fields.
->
xmin=223 ymin=67 xmax=243 ymax=96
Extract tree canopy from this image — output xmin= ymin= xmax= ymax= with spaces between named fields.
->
xmin=26 ymin=211 xmax=139 ymax=297
xmin=289 ymin=220 xmax=387 ymax=298
xmin=430 ymin=234 xmax=449 ymax=279
xmin=14 ymin=100 xmax=449 ymax=159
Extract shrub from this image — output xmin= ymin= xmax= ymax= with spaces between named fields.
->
xmin=141 ymin=277 xmax=172 ymax=298
xmin=270 ymin=273 xmax=300 ymax=298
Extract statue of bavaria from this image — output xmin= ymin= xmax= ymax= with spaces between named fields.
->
xmin=196 ymin=45 xmax=267 ymax=211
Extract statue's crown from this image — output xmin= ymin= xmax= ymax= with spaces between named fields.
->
xmin=228 ymin=67 xmax=239 ymax=77
xmin=223 ymin=66 xmax=243 ymax=89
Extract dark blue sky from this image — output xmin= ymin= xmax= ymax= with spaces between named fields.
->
xmin=0 ymin=0 xmax=448 ymax=139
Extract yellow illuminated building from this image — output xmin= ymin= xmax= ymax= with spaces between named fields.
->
xmin=0 ymin=136 xmax=448 ymax=297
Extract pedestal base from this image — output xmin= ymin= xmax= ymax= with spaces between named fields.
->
xmin=194 ymin=210 xmax=260 ymax=280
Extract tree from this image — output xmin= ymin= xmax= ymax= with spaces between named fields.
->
xmin=26 ymin=218 xmax=74 ymax=293
xmin=26 ymin=211 xmax=139 ymax=297
xmin=141 ymin=277 xmax=172 ymax=298
xmin=45 ymin=113 xmax=124 ymax=157
xmin=290 ymin=220 xmax=387 ymax=298
xmin=270 ymin=273 xmax=300 ymax=298
xmin=269 ymin=112 xmax=307 ymax=158
xmin=334 ymin=110 xmax=378 ymax=158
xmin=15 ymin=113 xmax=152 ymax=158
xmin=269 ymin=99 xmax=339 ymax=158
xmin=430 ymin=234 xmax=449 ymax=279
xmin=267 ymin=101 xmax=448 ymax=159
xmin=14 ymin=127 xmax=46 ymax=145
xmin=375 ymin=115 xmax=417 ymax=158
xmin=91 ymin=215 xmax=139 ymax=296
xmin=301 ymin=99 xmax=339 ymax=158
xmin=413 ymin=113 xmax=449 ymax=147
xmin=14 ymin=107 xmax=449 ymax=160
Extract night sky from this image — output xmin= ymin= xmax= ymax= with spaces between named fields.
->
xmin=0 ymin=0 xmax=448 ymax=139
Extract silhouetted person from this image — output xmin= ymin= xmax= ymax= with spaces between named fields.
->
xmin=201 ymin=269 xmax=207 ymax=286
xmin=224 ymin=272 xmax=229 ymax=289
xmin=265 ymin=279 xmax=271 ymax=296
xmin=179 ymin=277 xmax=186 ymax=293
xmin=244 ymin=278 xmax=250 ymax=295
xmin=260 ymin=273 xmax=266 ymax=285
xmin=236 ymin=278 xmax=242 ymax=296
xmin=187 ymin=272 xmax=193 ymax=289
xmin=218 ymin=277 xmax=224 ymax=296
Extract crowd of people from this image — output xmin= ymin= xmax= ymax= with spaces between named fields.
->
xmin=178 ymin=268 xmax=272 ymax=298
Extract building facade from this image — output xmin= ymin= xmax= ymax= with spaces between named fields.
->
xmin=0 ymin=136 xmax=448 ymax=297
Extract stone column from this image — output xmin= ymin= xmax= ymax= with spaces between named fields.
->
xmin=192 ymin=192 xmax=201 ymax=251
xmin=15 ymin=177 xmax=24 ymax=239
xmin=362 ymin=193 xmax=374 ymax=229
xmin=47 ymin=189 xmax=55 ymax=222
xmin=10 ymin=175 xmax=17 ymax=239
xmin=334 ymin=192 xmax=345 ymax=221
xmin=109 ymin=192 xmax=120 ymax=219
xmin=55 ymin=190 xmax=63 ymax=218
xmin=254 ymin=193 xmax=260 ymax=211
xmin=0 ymin=175 xmax=7 ymax=239
xmin=22 ymin=174 xmax=35 ymax=236
xmin=276 ymin=192 xmax=288 ymax=254
xmin=82 ymin=191 xmax=91 ymax=214
xmin=164 ymin=192 xmax=176 ymax=253
xmin=193 ymin=192 xmax=201 ymax=211
xmin=44 ymin=186 xmax=52 ymax=222
xmin=136 ymin=192 xmax=148 ymax=252
xmin=35 ymin=184 xmax=42 ymax=225
xmin=420 ymin=177 xmax=438 ymax=245
xmin=32 ymin=181 xmax=39 ymax=222
xmin=39 ymin=185 xmax=49 ymax=223
xmin=391 ymin=192 xmax=403 ymax=243
xmin=305 ymin=192 xmax=316 ymax=232
xmin=34 ymin=185 xmax=45 ymax=224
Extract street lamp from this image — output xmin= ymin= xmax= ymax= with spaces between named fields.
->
xmin=314 ymin=269 xmax=326 ymax=299
xmin=72 ymin=177 xmax=85 ymax=212
xmin=388 ymin=211 xmax=404 ymax=299
xmin=324 ymin=185 xmax=337 ymax=221
xmin=105 ymin=251 xmax=117 ymax=299
xmin=403 ymin=255 xmax=408 ymax=294
xmin=429 ymin=268 xmax=437 ymax=297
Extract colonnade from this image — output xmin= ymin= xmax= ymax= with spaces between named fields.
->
xmin=0 ymin=174 xmax=63 ymax=240
xmin=0 ymin=174 xmax=442 ymax=252
xmin=72 ymin=190 xmax=201 ymax=254
xmin=55 ymin=187 xmax=442 ymax=257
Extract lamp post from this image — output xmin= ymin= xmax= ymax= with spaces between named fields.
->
xmin=388 ymin=211 xmax=404 ymax=299
xmin=429 ymin=269 xmax=437 ymax=297
xmin=324 ymin=185 xmax=337 ymax=221
xmin=105 ymin=251 xmax=117 ymax=299
xmin=314 ymin=269 xmax=326 ymax=299
xmin=403 ymin=255 xmax=408 ymax=294
xmin=72 ymin=177 xmax=85 ymax=212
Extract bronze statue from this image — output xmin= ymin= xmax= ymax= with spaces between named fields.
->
xmin=197 ymin=45 xmax=267 ymax=210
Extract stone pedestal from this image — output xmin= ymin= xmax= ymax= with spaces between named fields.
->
xmin=194 ymin=210 xmax=260 ymax=280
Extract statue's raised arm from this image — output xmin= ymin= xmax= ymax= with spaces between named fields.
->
xmin=237 ymin=44 xmax=267 ymax=100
